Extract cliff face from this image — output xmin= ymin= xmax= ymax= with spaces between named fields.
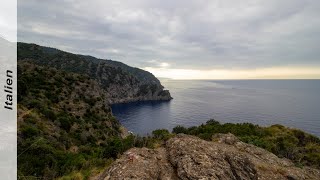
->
xmin=95 ymin=134 xmax=320 ymax=180
xmin=17 ymin=42 xmax=172 ymax=104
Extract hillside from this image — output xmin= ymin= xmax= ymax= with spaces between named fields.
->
xmin=17 ymin=64 xmax=320 ymax=179
xmin=17 ymin=43 xmax=172 ymax=179
xmin=95 ymin=134 xmax=320 ymax=180
xmin=17 ymin=43 xmax=320 ymax=180
xmin=17 ymin=62 xmax=133 ymax=178
xmin=17 ymin=42 xmax=172 ymax=103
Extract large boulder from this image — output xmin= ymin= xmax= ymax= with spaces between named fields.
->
xmin=95 ymin=147 xmax=177 ymax=180
xmin=94 ymin=134 xmax=320 ymax=180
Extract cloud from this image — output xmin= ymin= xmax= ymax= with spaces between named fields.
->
xmin=145 ymin=66 xmax=320 ymax=80
xmin=0 ymin=0 xmax=17 ymax=41
xmin=18 ymin=0 xmax=320 ymax=78
xmin=160 ymin=62 xmax=170 ymax=68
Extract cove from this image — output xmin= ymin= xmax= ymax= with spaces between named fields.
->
xmin=112 ymin=80 xmax=320 ymax=137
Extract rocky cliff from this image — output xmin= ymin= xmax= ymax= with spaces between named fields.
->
xmin=17 ymin=42 xmax=172 ymax=104
xmin=95 ymin=134 xmax=320 ymax=180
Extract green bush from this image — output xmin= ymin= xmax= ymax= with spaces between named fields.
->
xmin=27 ymin=99 xmax=42 ymax=109
xmin=58 ymin=117 xmax=72 ymax=132
xmin=41 ymin=108 xmax=57 ymax=121
xmin=172 ymin=125 xmax=188 ymax=134
xmin=103 ymin=138 xmax=124 ymax=158
xmin=17 ymin=79 xmax=28 ymax=102
xmin=206 ymin=119 xmax=220 ymax=125
xmin=24 ymin=114 xmax=37 ymax=124
xmin=152 ymin=129 xmax=170 ymax=140
xmin=21 ymin=125 xmax=39 ymax=138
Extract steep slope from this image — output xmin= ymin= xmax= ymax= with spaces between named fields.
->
xmin=17 ymin=42 xmax=172 ymax=103
xmin=17 ymin=62 xmax=131 ymax=178
xmin=95 ymin=134 xmax=320 ymax=180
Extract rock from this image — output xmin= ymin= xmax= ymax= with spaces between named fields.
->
xmin=212 ymin=133 xmax=240 ymax=145
xmin=94 ymin=134 xmax=320 ymax=180
xmin=167 ymin=134 xmax=258 ymax=180
xmin=94 ymin=148 xmax=178 ymax=180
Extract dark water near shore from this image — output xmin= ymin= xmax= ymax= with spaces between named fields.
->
xmin=112 ymin=80 xmax=320 ymax=137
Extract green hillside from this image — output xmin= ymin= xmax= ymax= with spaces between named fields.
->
xmin=18 ymin=62 xmax=134 ymax=179
xmin=17 ymin=43 xmax=172 ymax=103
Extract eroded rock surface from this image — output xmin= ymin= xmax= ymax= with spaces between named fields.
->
xmin=95 ymin=134 xmax=320 ymax=180
xmin=95 ymin=148 xmax=177 ymax=180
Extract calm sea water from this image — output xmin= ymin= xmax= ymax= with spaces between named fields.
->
xmin=112 ymin=80 xmax=320 ymax=137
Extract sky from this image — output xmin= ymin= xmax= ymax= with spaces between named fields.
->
xmin=0 ymin=0 xmax=16 ymax=42
xmin=18 ymin=0 xmax=320 ymax=79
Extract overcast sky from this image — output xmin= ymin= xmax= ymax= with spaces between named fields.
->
xmin=18 ymin=0 xmax=320 ymax=79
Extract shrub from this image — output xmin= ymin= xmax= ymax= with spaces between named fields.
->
xmin=206 ymin=119 xmax=220 ymax=125
xmin=24 ymin=114 xmax=37 ymax=124
xmin=172 ymin=125 xmax=188 ymax=134
xmin=84 ymin=97 xmax=96 ymax=106
xmin=21 ymin=125 xmax=39 ymax=138
xmin=152 ymin=129 xmax=171 ymax=140
xmin=41 ymin=108 xmax=57 ymax=121
xmin=27 ymin=99 xmax=42 ymax=109
xmin=103 ymin=138 xmax=123 ymax=158
xmin=58 ymin=117 xmax=72 ymax=132
xmin=18 ymin=79 xmax=28 ymax=102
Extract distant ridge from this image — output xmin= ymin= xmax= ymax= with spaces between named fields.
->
xmin=17 ymin=42 xmax=172 ymax=104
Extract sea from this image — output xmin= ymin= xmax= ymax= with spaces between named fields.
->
xmin=111 ymin=80 xmax=320 ymax=137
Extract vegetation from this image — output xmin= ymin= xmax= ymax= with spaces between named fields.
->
xmin=17 ymin=57 xmax=320 ymax=179
xmin=152 ymin=129 xmax=173 ymax=141
xmin=172 ymin=119 xmax=320 ymax=168
xmin=17 ymin=62 xmax=123 ymax=179
xmin=17 ymin=40 xmax=170 ymax=179
xmin=17 ymin=62 xmax=168 ymax=179
xmin=17 ymin=42 xmax=164 ymax=94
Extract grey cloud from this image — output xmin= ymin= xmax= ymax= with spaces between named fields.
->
xmin=18 ymin=0 xmax=320 ymax=69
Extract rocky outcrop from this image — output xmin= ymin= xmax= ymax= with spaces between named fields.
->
xmin=95 ymin=134 xmax=320 ymax=180
xmin=95 ymin=148 xmax=177 ymax=180
xmin=17 ymin=42 xmax=172 ymax=104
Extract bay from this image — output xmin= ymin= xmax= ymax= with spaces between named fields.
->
xmin=112 ymin=80 xmax=320 ymax=137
